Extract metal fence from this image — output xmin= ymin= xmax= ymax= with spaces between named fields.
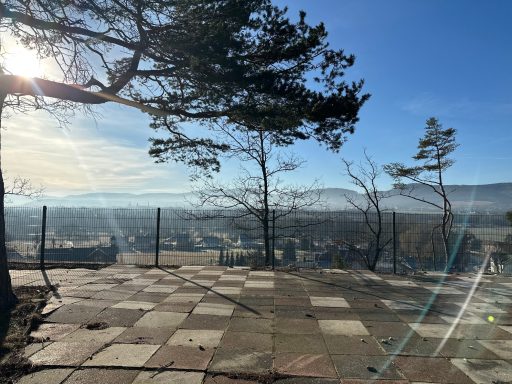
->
xmin=5 ymin=206 xmax=512 ymax=274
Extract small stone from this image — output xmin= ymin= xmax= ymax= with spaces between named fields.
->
xmin=388 ymin=336 xmax=394 ymax=341
xmin=199 ymin=345 xmax=205 ymax=351
xmin=367 ymin=366 xmax=378 ymax=373
xmin=361 ymin=338 xmax=367 ymax=343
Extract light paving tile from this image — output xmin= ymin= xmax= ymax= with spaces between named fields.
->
xmin=219 ymin=275 xmax=247 ymax=281
xmin=310 ymin=296 xmax=350 ymax=308
xmin=142 ymin=285 xmax=178 ymax=293
xmin=60 ymin=327 xmax=126 ymax=344
xmin=134 ymin=311 xmax=188 ymax=328
xmin=185 ymin=280 xmax=215 ymax=287
xmin=318 ymin=320 xmax=369 ymax=336
xmin=132 ymin=371 xmax=205 ymax=384
xmin=423 ymin=286 xmax=465 ymax=295
xmin=440 ymin=313 xmax=487 ymax=325
xmin=409 ymin=323 xmax=453 ymax=338
xmin=166 ymin=329 xmax=224 ymax=348
xmin=164 ymin=294 xmax=204 ymax=303
xmin=386 ymin=279 xmax=419 ymax=287
xmin=78 ymin=283 xmax=119 ymax=291
xmin=382 ymin=300 xmax=422 ymax=311
xmin=244 ymin=281 xmax=274 ymax=288
xmin=207 ymin=287 xmax=242 ymax=295
xmin=29 ymin=342 xmax=102 ymax=366
xmin=192 ymin=302 xmax=235 ymax=316
xmin=15 ymin=368 xmax=74 ymax=384
xmin=112 ymin=301 xmax=157 ymax=310
xmin=500 ymin=325 xmax=512 ymax=334
xmin=451 ymin=358 xmax=512 ymax=384
xmin=82 ymin=343 xmax=160 ymax=367
xmin=30 ymin=323 xmax=80 ymax=342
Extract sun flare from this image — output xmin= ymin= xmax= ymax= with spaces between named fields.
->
xmin=3 ymin=46 xmax=42 ymax=78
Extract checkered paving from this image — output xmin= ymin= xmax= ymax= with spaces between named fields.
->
xmin=12 ymin=266 xmax=512 ymax=383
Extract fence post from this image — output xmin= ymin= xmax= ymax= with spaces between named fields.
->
xmin=40 ymin=205 xmax=47 ymax=269
xmin=393 ymin=211 xmax=397 ymax=274
xmin=272 ymin=209 xmax=276 ymax=270
xmin=155 ymin=208 xmax=161 ymax=267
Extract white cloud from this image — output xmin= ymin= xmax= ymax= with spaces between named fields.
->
xmin=2 ymin=108 xmax=192 ymax=195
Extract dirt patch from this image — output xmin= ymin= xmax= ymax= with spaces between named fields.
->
xmin=0 ymin=286 xmax=50 ymax=384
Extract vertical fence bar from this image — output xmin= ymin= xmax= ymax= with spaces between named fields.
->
xmin=392 ymin=211 xmax=397 ymax=274
xmin=272 ymin=209 xmax=276 ymax=270
xmin=40 ymin=205 xmax=47 ymax=269
xmin=155 ymin=207 xmax=161 ymax=267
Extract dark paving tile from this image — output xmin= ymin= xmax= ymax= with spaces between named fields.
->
xmin=113 ymin=326 xmax=174 ymax=345
xmin=90 ymin=308 xmax=145 ymax=327
xmin=275 ymin=307 xmax=316 ymax=319
xmin=233 ymin=305 xmax=275 ymax=319
xmin=275 ymin=297 xmax=311 ymax=306
xmin=429 ymin=338 xmax=502 ymax=359
xmin=145 ymin=345 xmax=214 ymax=370
xmin=44 ymin=305 xmax=104 ymax=324
xmin=362 ymin=321 xmax=414 ymax=337
xmin=393 ymin=356 xmax=473 ymax=383
xmin=228 ymin=318 xmax=273 ymax=333
xmin=179 ymin=314 xmax=230 ymax=330
xmin=331 ymin=355 xmax=404 ymax=380
xmin=376 ymin=334 xmax=438 ymax=356
xmin=274 ymin=353 xmax=337 ymax=378
xmin=274 ymin=378 xmax=340 ymax=384
xmin=220 ymin=331 xmax=273 ymax=352
xmin=203 ymin=374 xmax=260 ymax=384
xmin=275 ymin=318 xmax=320 ymax=334
xmin=209 ymin=348 xmax=272 ymax=374
xmin=126 ymin=292 xmax=169 ymax=303
xmin=153 ymin=302 xmax=196 ymax=312
xmin=314 ymin=309 xmax=361 ymax=321
xmin=63 ymin=368 xmax=139 ymax=384
xmin=325 ymin=336 xmax=385 ymax=356
xmin=275 ymin=334 xmax=328 ymax=354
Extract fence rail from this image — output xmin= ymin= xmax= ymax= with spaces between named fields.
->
xmin=5 ymin=206 xmax=512 ymax=274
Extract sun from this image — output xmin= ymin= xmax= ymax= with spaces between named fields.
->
xmin=3 ymin=46 xmax=43 ymax=78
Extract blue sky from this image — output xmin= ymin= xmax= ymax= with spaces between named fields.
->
xmin=3 ymin=0 xmax=512 ymax=195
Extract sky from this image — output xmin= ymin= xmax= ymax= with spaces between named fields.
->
xmin=1 ymin=0 xmax=512 ymax=196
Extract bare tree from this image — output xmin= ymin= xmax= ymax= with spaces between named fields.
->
xmin=384 ymin=117 xmax=458 ymax=271
xmin=342 ymin=151 xmax=392 ymax=271
xmin=194 ymin=125 xmax=322 ymax=266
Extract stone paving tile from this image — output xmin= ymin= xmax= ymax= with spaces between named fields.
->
xmin=30 ymin=341 xmax=103 ymax=366
xmin=132 ymin=371 xmax=205 ymax=384
xmin=113 ymin=326 xmax=174 ymax=345
xmin=16 ymin=368 xmax=74 ymax=384
xmin=63 ymin=368 xmax=140 ymax=384
xmin=362 ymin=321 xmax=413 ymax=337
xmin=152 ymin=301 xmax=196 ymax=312
xmin=127 ymin=292 xmax=170 ymax=303
xmin=192 ymin=302 xmax=235 ymax=316
xmin=179 ymin=314 xmax=230 ymax=330
xmin=392 ymin=356 xmax=473 ymax=383
xmin=203 ymin=374 xmax=261 ymax=384
xmin=274 ymin=378 xmax=340 ymax=384
xmin=90 ymin=307 xmax=145 ymax=327
xmin=325 ymin=335 xmax=385 ymax=356
xmin=82 ymin=343 xmax=160 ymax=367
xmin=429 ymin=338 xmax=501 ymax=359
xmin=60 ymin=326 xmax=126 ymax=344
xmin=228 ymin=317 xmax=273 ymax=333
xmin=477 ymin=339 xmax=512 ymax=359
xmin=275 ymin=318 xmax=321 ymax=334
xmin=44 ymin=304 xmax=104 ymax=324
xmin=274 ymin=353 xmax=338 ymax=378
xmin=451 ymin=358 xmax=512 ymax=384
xmin=332 ymin=355 xmax=405 ymax=380
xmin=111 ymin=301 xmax=157 ymax=310
xmin=145 ymin=345 xmax=215 ymax=370
xmin=134 ymin=311 xmax=188 ymax=328
xmin=167 ymin=329 xmax=224 ymax=348
xmin=209 ymin=348 xmax=273 ymax=374
xmin=30 ymin=323 xmax=81 ymax=341
xmin=275 ymin=334 xmax=328 ymax=354
xmin=310 ymin=296 xmax=350 ymax=308
xmin=233 ymin=305 xmax=275 ymax=319
xmin=318 ymin=320 xmax=369 ymax=336
xmin=376 ymin=335 xmax=438 ymax=357
xmin=220 ymin=331 xmax=273 ymax=352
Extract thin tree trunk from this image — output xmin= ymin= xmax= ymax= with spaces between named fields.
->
xmin=0 ymin=94 xmax=17 ymax=310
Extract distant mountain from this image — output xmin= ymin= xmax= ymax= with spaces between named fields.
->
xmin=8 ymin=183 xmax=512 ymax=213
